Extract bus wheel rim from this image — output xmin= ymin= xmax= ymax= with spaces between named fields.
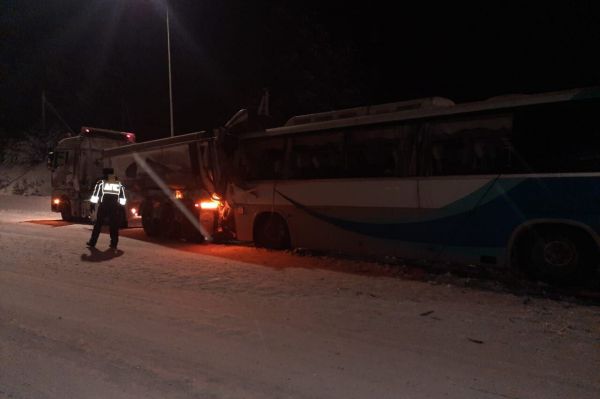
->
xmin=543 ymin=240 xmax=576 ymax=267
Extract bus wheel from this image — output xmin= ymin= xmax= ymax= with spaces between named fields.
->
xmin=60 ymin=201 xmax=72 ymax=221
xmin=515 ymin=226 xmax=597 ymax=285
xmin=254 ymin=213 xmax=290 ymax=250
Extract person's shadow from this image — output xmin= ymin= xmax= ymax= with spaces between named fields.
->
xmin=81 ymin=247 xmax=124 ymax=262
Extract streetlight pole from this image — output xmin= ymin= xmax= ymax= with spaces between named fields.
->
xmin=166 ymin=3 xmax=174 ymax=137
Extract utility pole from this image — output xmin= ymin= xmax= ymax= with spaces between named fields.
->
xmin=166 ymin=3 xmax=174 ymax=137
xmin=42 ymin=91 xmax=46 ymax=135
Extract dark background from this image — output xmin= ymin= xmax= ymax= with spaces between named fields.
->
xmin=1 ymin=1 xmax=600 ymax=141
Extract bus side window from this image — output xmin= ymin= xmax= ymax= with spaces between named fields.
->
xmin=290 ymin=133 xmax=344 ymax=179
xmin=242 ymin=138 xmax=286 ymax=180
xmin=513 ymin=100 xmax=600 ymax=172
xmin=347 ymin=125 xmax=416 ymax=178
xmin=427 ymin=128 xmax=468 ymax=176
xmin=427 ymin=114 xmax=513 ymax=176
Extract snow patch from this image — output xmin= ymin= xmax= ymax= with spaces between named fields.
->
xmin=0 ymin=195 xmax=55 ymax=222
xmin=0 ymin=163 xmax=51 ymax=196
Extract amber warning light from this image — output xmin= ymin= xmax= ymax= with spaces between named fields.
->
xmin=53 ymin=198 xmax=60 ymax=205
xmin=196 ymin=194 xmax=221 ymax=210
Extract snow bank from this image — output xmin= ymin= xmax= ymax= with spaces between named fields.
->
xmin=0 ymin=194 xmax=56 ymax=222
xmin=0 ymin=162 xmax=51 ymax=196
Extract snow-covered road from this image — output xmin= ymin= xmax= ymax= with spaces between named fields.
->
xmin=1 ymin=195 xmax=599 ymax=399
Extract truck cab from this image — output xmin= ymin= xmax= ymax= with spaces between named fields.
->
xmin=48 ymin=127 xmax=135 ymax=221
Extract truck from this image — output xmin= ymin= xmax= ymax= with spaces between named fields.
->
xmin=48 ymin=126 xmax=228 ymax=242
xmin=48 ymin=127 xmax=136 ymax=222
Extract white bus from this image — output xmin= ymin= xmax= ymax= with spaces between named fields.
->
xmin=223 ymin=87 xmax=600 ymax=283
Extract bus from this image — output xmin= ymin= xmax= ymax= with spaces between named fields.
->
xmin=221 ymin=87 xmax=600 ymax=283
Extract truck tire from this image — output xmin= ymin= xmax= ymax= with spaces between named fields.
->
xmin=141 ymin=207 xmax=160 ymax=237
xmin=159 ymin=204 xmax=178 ymax=239
xmin=120 ymin=206 xmax=128 ymax=228
xmin=60 ymin=201 xmax=72 ymax=221
xmin=186 ymin=229 xmax=205 ymax=243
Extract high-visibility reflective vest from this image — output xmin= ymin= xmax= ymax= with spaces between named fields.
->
xmin=90 ymin=179 xmax=127 ymax=205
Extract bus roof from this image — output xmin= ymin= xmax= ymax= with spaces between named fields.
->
xmin=284 ymin=96 xmax=455 ymax=127
xmin=242 ymin=86 xmax=600 ymax=139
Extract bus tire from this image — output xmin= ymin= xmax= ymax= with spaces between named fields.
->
xmin=513 ymin=225 xmax=597 ymax=285
xmin=254 ymin=213 xmax=290 ymax=250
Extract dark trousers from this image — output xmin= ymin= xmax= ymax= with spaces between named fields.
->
xmin=89 ymin=196 xmax=120 ymax=246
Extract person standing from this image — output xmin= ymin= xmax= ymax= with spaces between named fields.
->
xmin=86 ymin=168 xmax=126 ymax=249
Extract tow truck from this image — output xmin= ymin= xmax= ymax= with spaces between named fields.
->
xmin=48 ymin=126 xmax=227 ymax=242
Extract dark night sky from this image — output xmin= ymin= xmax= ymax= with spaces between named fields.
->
xmin=1 ymin=1 xmax=600 ymax=141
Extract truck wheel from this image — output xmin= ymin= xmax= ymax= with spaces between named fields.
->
xmin=120 ymin=207 xmax=128 ymax=228
xmin=159 ymin=205 xmax=177 ymax=238
xmin=254 ymin=213 xmax=290 ymax=250
xmin=186 ymin=229 xmax=205 ymax=243
xmin=141 ymin=208 xmax=159 ymax=237
xmin=60 ymin=201 xmax=72 ymax=221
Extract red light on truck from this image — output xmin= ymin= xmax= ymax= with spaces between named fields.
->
xmin=195 ymin=193 xmax=222 ymax=210
xmin=124 ymin=133 xmax=136 ymax=143
xmin=200 ymin=201 xmax=219 ymax=210
xmin=197 ymin=196 xmax=221 ymax=210
xmin=53 ymin=198 xmax=60 ymax=205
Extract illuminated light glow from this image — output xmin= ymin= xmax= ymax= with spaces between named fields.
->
xmin=130 ymin=208 xmax=137 ymax=215
xmin=90 ymin=195 xmax=99 ymax=204
xmin=194 ymin=203 xmax=200 ymax=208
xmin=211 ymin=193 xmax=221 ymax=201
xmin=175 ymin=190 xmax=183 ymax=199
xmin=119 ymin=198 xmax=127 ymax=206
xmin=53 ymin=198 xmax=60 ymax=205
xmin=200 ymin=200 xmax=219 ymax=210
xmin=84 ymin=128 xmax=90 ymax=133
